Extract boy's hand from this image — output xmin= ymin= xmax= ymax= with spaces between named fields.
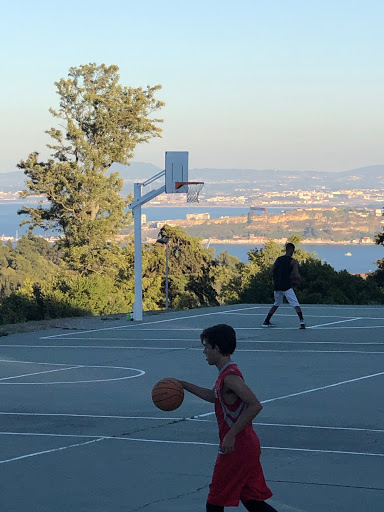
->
xmin=220 ymin=431 xmax=236 ymax=454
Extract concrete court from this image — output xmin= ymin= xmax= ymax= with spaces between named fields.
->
xmin=0 ymin=303 xmax=383 ymax=512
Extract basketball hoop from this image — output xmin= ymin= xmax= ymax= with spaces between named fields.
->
xmin=175 ymin=181 xmax=204 ymax=203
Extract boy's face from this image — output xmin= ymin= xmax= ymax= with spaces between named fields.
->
xmin=202 ymin=340 xmax=220 ymax=366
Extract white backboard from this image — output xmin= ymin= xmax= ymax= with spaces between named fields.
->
xmin=165 ymin=151 xmax=189 ymax=193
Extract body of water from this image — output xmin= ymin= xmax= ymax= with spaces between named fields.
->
xmin=142 ymin=205 xmax=266 ymax=220
xmin=209 ymin=243 xmax=383 ymax=274
xmin=1 ymin=202 xmax=383 ymax=273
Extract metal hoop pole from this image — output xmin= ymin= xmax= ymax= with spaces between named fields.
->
xmin=132 ymin=183 xmax=143 ymax=321
xmin=165 ymin=242 xmax=169 ymax=310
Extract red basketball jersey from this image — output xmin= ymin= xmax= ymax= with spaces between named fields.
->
xmin=208 ymin=361 xmax=273 ymax=506
xmin=214 ymin=362 xmax=259 ymax=448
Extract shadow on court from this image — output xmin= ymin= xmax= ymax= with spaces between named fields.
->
xmin=0 ymin=304 xmax=383 ymax=511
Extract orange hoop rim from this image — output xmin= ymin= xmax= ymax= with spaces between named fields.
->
xmin=175 ymin=181 xmax=204 ymax=189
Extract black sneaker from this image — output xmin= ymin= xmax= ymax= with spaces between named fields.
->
xmin=299 ymin=322 xmax=306 ymax=329
xmin=262 ymin=321 xmax=275 ymax=328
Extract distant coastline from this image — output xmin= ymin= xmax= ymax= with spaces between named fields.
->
xmin=200 ymin=238 xmax=376 ymax=246
xmin=144 ymin=236 xmax=376 ymax=246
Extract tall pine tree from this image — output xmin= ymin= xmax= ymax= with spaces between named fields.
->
xmin=18 ymin=63 xmax=164 ymax=274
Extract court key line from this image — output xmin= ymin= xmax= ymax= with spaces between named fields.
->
xmin=0 ymin=359 xmax=145 ymax=384
xmin=0 ymin=365 xmax=84 ymax=382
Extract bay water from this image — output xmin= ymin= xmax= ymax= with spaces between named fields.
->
xmin=1 ymin=202 xmax=383 ymax=273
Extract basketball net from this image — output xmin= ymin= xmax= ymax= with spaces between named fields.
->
xmin=175 ymin=182 xmax=204 ymax=203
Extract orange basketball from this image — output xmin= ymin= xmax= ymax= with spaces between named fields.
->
xmin=151 ymin=378 xmax=184 ymax=411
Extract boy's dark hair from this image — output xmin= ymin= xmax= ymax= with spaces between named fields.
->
xmin=200 ymin=324 xmax=236 ymax=355
xmin=285 ymin=242 xmax=295 ymax=252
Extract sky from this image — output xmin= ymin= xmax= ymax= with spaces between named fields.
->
xmin=0 ymin=0 xmax=383 ymax=173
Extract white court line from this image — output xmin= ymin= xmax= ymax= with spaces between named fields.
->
xmin=261 ymin=370 xmax=384 ymax=404
xmin=39 ymin=338 xmax=196 ymax=342
xmin=1 ymin=345 xmax=383 ymax=353
xmin=260 ymin=446 xmax=384 ymax=457
xmin=0 ymin=359 xmax=145 ymax=384
xmin=253 ymin=422 xmax=384 ymax=434
xmin=307 ymin=317 xmax=361 ymax=329
xmin=38 ymin=317 xmax=384 ymax=331
xmin=38 ymin=321 xmax=384 ymax=340
xmin=204 ymin=349 xmax=384 ymax=354
xmin=0 ymin=344 xmax=185 ymax=350
xmin=97 ymin=329 xmax=202 ymax=332
xmin=294 ymin=306 xmax=384 ymax=310
xmin=1 ymin=412 xmax=383 ymax=434
xmin=4 ymin=339 xmax=384 ymax=346
xmin=40 ymin=305 xmax=262 ymax=339
xmin=227 ymin=313 xmax=361 ymax=318
xmin=237 ymin=340 xmax=384 ymax=345
xmin=0 ymin=365 xmax=83 ymax=382
xmin=307 ymin=326 xmax=384 ymax=330
xmin=0 ymin=412 xmax=182 ymax=421
xmin=1 ymin=345 xmax=383 ymax=354
xmin=192 ymin=418 xmax=384 ymax=434
xmin=0 ymin=432 xmax=382 ymax=458
xmin=0 ymin=436 xmax=105 ymax=464
xmin=192 ymin=369 xmax=384 ymax=420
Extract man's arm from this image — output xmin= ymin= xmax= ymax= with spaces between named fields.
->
xmin=220 ymin=375 xmax=263 ymax=454
xmin=178 ymin=380 xmax=215 ymax=403
xmin=290 ymin=258 xmax=301 ymax=280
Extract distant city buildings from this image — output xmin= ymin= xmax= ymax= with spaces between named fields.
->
xmin=186 ymin=213 xmax=210 ymax=220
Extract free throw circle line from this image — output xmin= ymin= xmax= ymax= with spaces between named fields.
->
xmin=0 ymin=359 xmax=144 ymax=384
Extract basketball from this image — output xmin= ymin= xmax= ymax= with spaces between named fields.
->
xmin=290 ymin=276 xmax=301 ymax=287
xmin=151 ymin=378 xmax=184 ymax=411
xmin=290 ymin=274 xmax=301 ymax=287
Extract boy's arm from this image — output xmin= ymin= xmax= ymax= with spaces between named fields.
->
xmin=178 ymin=380 xmax=215 ymax=403
xmin=220 ymin=375 xmax=263 ymax=454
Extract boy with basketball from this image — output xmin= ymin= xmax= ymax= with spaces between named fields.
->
xmin=179 ymin=324 xmax=278 ymax=512
xmin=262 ymin=242 xmax=305 ymax=329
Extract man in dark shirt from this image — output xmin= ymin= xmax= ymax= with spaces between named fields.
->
xmin=262 ymin=243 xmax=305 ymax=329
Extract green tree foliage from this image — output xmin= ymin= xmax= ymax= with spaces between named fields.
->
xmin=17 ymin=63 xmax=164 ymax=274
xmin=0 ymin=236 xmax=61 ymax=297
xmin=156 ymin=225 xmax=219 ymax=308
xmin=235 ymin=237 xmax=383 ymax=305
xmin=297 ymin=262 xmax=384 ymax=304
xmin=370 ymin=228 xmax=384 ymax=287
xmin=0 ymin=278 xmax=89 ymax=325
xmin=2 ymin=230 xmax=384 ymax=326
xmin=211 ymin=250 xmax=243 ymax=304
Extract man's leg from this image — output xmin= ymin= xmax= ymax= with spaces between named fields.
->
xmin=284 ymin=289 xmax=305 ymax=328
xmin=244 ymin=499 xmax=278 ymax=511
xmin=263 ymin=291 xmax=283 ymax=326
xmin=263 ymin=305 xmax=278 ymax=324
xmin=294 ymin=305 xmax=304 ymax=321
xmin=294 ymin=306 xmax=305 ymax=328
xmin=206 ymin=502 xmax=224 ymax=512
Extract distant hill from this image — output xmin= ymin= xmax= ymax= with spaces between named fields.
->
xmin=191 ymin=165 xmax=384 ymax=194
xmin=1 ymin=163 xmax=383 ymax=195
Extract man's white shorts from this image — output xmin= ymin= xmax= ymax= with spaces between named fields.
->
xmin=274 ymin=288 xmax=300 ymax=307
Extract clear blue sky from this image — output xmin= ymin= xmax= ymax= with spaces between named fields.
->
xmin=0 ymin=0 xmax=383 ymax=172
